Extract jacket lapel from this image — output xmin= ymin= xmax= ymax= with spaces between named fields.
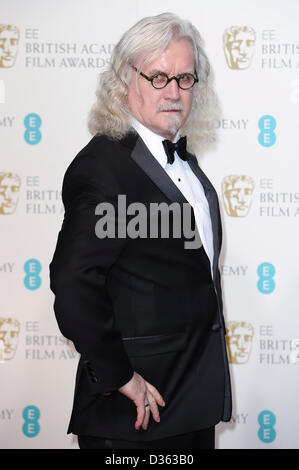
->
xmin=129 ymin=136 xmax=221 ymax=277
xmin=187 ymin=154 xmax=222 ymax=278
xmin=130 ymin=136 xmax=189 ymax=206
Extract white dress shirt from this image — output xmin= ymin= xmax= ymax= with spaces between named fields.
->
xmin=131 ymin=118 xmax=214 ymax=278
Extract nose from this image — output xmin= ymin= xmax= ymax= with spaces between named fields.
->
xmin=3 ymin=39 xmax=11 ymax=53
xmin=165 ymin=78 xmax=180 ymax=100
xmin=238 ymin=190 xmax=246 ymax=204
xmin=239 ymin=40 xmax=247 ymax=55
xmin=237 ymin=336 xmax=246 ymax=349
xmin=3 ymin=332 xmax=11 ymax=345
xmin=4 ymin=187 xmax=12 ymax=200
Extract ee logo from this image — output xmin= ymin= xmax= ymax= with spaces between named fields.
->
xmin=257 ymin=262 xmax=275 ymax=294
xmin=258 ymin=115 xmax=276 ymax=147
xmin=22 ymin=405 xmax=40 ymax=438
xmin=258 ymin=410 xmax=276 ymax=443
xmin=24 ymin=258 xmax=42 ymax=290
xmin=24 ymin=113 xmax=42 ymax=145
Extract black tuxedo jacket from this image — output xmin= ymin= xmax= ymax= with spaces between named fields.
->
xmin=49 ymin=132 xmax=232 ymax=441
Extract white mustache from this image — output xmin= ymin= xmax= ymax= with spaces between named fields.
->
xmin=157 ymin=103 xmax=184 ymax=112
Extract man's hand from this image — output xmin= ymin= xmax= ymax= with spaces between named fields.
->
xmin=118 ymin=371 xmax=165 ymax=431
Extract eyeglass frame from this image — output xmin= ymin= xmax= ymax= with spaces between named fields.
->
xmin=131 ymin=65 xmax=199 ymax=90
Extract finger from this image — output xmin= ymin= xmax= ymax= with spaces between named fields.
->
xmin=145 ymin=381 xmax=165 ymax=407
xmin=141 ymin=403 xmax=151 ymax=430
xmin=147 ymin=392 xmax=161 ymax=423
xmin=135 ymin=400 xmax=146 ymax=431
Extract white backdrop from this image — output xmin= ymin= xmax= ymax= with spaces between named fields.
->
xmin=1 ymin=0 xmax=299 ymax=449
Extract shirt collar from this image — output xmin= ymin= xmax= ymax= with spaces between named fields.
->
xmin=131 ymin=117 xmax=180 ymax=169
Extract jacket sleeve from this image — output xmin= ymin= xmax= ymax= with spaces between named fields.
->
xmin=49 ymin=156 xmax=134 ymax=394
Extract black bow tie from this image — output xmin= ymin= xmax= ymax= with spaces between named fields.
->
xmin=162 ymin=136 xmax=189 ymax=165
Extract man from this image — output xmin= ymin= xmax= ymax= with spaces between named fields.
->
xmin=50 ymin=12 xmax=232 ymax=449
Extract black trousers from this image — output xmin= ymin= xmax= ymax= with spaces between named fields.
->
xmin=78 ymin=426 xmax=215 ymax=449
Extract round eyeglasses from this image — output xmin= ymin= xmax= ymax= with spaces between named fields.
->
xmin=131 ymin=65 xmax=198 ymax=90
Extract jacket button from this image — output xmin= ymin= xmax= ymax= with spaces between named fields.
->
xmin=211 ymin=323 xmax=221 ymax=332
xmin=89 ymin=370 xmax=98 ymax=382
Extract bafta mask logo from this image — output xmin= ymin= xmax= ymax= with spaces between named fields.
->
xmin=226 ymin=321 xmax=254 ymax=364
xmin=0 ymin=318 xmax=20 ymax=361
xmin=223 ymin=26 xmax=256 ymax=70
xmin=222 ymin=175 xmax=254 ymax=217
xmin=0 ymin=24 xmax=20 ymax=68
xmin=0 ymin=172 xmax=21 ymax=214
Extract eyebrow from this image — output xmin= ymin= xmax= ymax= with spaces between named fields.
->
xmin=147 ymin=69 xmax=166 ymax=75
xmin=147 ymin=68 xmax=194 ymax=76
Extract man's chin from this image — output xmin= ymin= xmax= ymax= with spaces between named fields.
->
xmin=164 ymin=116 xmax=183 ymax=136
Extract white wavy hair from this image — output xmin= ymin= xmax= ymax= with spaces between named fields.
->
xmin=88 ymin=12 xmax=220 ymax=154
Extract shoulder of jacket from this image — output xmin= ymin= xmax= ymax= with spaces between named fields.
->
xmin=64 ymin=132 xmax=138 ymax=180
